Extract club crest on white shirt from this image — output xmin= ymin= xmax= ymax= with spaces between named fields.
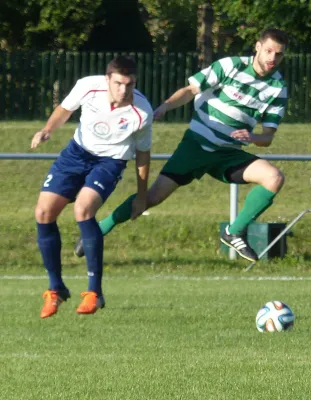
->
xmin=118 ymin=118 xmax=128 ymax=131
xmin=93 ymin=121 xmax=111 ymax=138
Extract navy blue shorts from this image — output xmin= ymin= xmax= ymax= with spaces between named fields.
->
xmin=41 ymin=139 xmax=127 ymax=202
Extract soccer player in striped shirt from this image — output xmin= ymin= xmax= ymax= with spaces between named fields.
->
xmin=75 ymin=28 xmax=288 ymax=263
xmin=31 ymin=56 xmax=153 ymax=318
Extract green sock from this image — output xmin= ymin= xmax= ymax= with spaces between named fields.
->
xmin=98 ymin=214 xmax=116 ymax=236
xmin=98 ymin=194 xmax=136 ymax=236
xmin=229 ymin=185 xmax=277 ymax=235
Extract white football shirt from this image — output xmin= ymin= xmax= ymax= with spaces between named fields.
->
xmin=61 ymin=75 xmax=153 ymax=159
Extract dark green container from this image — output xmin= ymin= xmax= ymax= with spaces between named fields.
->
xmin=219 ymin=222 xmax=287 ymax=261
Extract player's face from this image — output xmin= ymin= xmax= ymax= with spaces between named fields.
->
xmin=253 ymin=38 xmax=286 ymax=76
xmin=106 ymin=73 xmax=136 ymax=106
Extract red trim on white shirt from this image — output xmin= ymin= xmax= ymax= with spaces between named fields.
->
xmin=131 ymin=105 xmax=142 ymax=129
xmin=81 ymin=89 xmax=107 ymax=99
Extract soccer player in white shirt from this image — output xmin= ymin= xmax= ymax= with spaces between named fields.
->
xmin=31 ymin=56 xmax=153 ymax=318
xmin=75 ymin=28 xmax=288 ymax=264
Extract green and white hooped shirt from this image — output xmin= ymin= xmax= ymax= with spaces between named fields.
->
xmin=188 ymin=56 xmax=287 ymax=152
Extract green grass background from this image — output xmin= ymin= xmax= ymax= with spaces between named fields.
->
xmin=1 ymin=121 xmax=311 ymax=273
xmin=1 ymin=122 xmax=311 ymax=399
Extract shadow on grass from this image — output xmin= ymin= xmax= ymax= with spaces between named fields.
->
xmin=106 ymin=304 xmax=175 ymax=310
xmin=103 ymin=256 xmax=244 ymax=270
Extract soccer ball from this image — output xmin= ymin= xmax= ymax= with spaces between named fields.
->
xmin=255 ymin=301 xmax=295 ymax=332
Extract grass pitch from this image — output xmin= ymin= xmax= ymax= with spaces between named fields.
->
xmin=1 ymin=121 xmax=311 ymax=399
xmin=2 ymin=275 xmax=311 ymax=400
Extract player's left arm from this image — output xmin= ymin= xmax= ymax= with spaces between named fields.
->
xmin=251 ymin=126 xmax=277 ymax=147
xmin=254 ymin=86 xmax=287 ymax=147
xmin=232 ymin=88 xmax=287 ymax=147
xmin=231 ymin=127 xmax=277 ymax=147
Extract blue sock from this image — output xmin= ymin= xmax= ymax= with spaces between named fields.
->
xmin=78 ymin=218 xmax=103 ymax=297
xmin=37 ymin=222 xmax=67 ymax=291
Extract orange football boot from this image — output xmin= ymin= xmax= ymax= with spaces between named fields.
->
xmin=76 ymin=291 xmax=105 ymax=314
xmin=40 ymin=289 xmax=70 ymax=319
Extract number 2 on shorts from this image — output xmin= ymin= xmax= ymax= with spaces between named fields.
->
xmin=43 ymin=174 xmax=53 ymax=187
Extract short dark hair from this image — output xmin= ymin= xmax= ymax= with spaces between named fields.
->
xmin=106 ymin=56 xmax=137 ymax=77
xmin=259 ymin=28 xmax=289 ymax=47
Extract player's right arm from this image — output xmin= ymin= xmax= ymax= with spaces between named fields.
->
xmin=153 ymin=85 xmax=200 ymax=121
xmin=31 ymin=105 xmax=73 ymax=148
xmin=31 ymin=77 xmax=97 ymax=148
xmin=153 ymin=60 xmax=223 ymax=121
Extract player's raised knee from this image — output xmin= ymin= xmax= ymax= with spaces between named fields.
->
xmin=264 ymin=168 xmax=285 ymax=192
xmin=271 ymin=168 xmax=285 ymax=190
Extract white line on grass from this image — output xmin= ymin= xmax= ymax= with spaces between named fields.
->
xmin=150 ymin=275 xmax=311 ymax=281
xmin=1 ymin=275 xmax=311 ymax=281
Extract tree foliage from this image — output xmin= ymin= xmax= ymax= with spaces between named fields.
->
xmin=81 ymin=0 xmax=153 ymax=52
xmin=0 ymin=0 xmax=102 ymax=50
xmin=137 ymin=0 xmax=248 ymax=54
xmin=139 ymin=0 xmax=311 ymax=53
xmin=138 ymin=0 xmax=204 ymax=52
xmin=0 ymin=0 xmax=152 ymax=51
xmin=219 ymin=0 xmax=311 ymax=51
xmin=212 ymin=0 xmax=311 ymax=52
xmin=26 ymin=0 xmax=103 ymax=50
xmin=1 ymin=0 xmax=311 ymax=53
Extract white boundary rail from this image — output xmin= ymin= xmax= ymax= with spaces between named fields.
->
xmin=2 ymin=153 xmax=311 ymax=262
